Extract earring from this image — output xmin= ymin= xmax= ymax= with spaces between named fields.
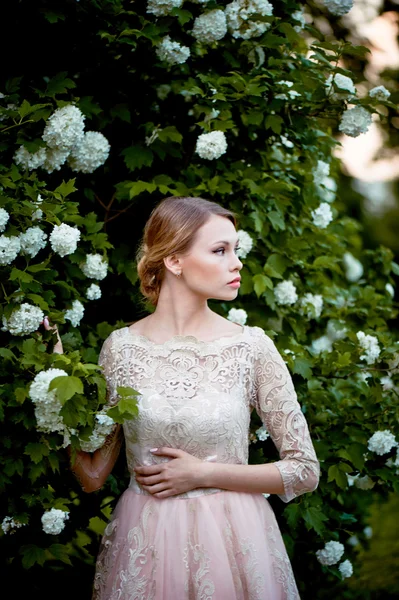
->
xmin=175 ymin=270 xmax=182 ymax=278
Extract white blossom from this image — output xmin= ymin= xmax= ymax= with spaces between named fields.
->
xmin=3 ymin=303 xmax=44 ymax=336
xmin=356 ymin=331 xmax=381 ymax=365
xmin=316 ymin=541 xmax=345 ymax=566
xmin=14 ymin=146 xmax=47 ymax=170
xmin=354 ymin=475 xmax=374 ymax=490
xmin=32 ymin=194 xmax=43 ymax=221
xmin=29 ymin=368 xmax=68 ymax=433
xmin=292 ymin=8 xmax=306 ymax=32
xmin=156 ymin=36 xmax=190 ymax=65
xmin=367 ymin=430 xmax=397 ymax=455
xmin=280 ymin=135 xmax=294 ymax=149
xmin=317 ymin=176 xmax=337 ymax=203
xmin=326 ymin=319 xmax=347 ymax=341
xmin=192 ymin=9 xmax=227 ymax=43
xmin=369 ymin=85 xmax=390 ymax=101
xmin=1 ymin=516 xmax=25 ymax=535
xmin=0 ymin=208 xmax=10 ymax=232
xmin=326 ymin=73 xmax=356 ymax=101
xmin=225 ymin=0 xmax=273 ymax=40
xmin=339 ymin=560 xmax=353 ymax=578
xmin=256 ymin=425 xmax=269 ymax=441
xmin=313 ymin=160 xmax=330 ymax=186
xmin=19 ymin=227 xmax=47 ymax=258
xmin=311 ymin=335 xmax=333 ymax=355
xmin=380 ymin=375 xmax=394 ymax=391
xmin=41 ymin=508 xmax=69 ymax=535
xmin=42 ymin=147 xmax=70 ymax=173
xmin=348 ymin=535 xmax=359 ymax=547
xmin=79 ymin=411 xmax=115 ymax=452
xmin=274 ymin=280 xmax=298 ymax=305
xmin=299 ymin=293 xmax=323 ymax=319
xmin=343 ymin=252 xmax=363 ymax=282
xmin=195 ymin=130 xmax=227 ymax=160
xmin=386 ymin=450 xmax=399 ymax=472
xmin=385 ymin=283 xmax=394 ymax=297
xmin=0 ymin=235 xmax=20 ymax=266
xmin=363 ymin=526 xmax=373 ymax=539
xmin=146 ymin=0 xmax=183 ymax=17
xmin=236 ymin=229 xmax=253 ymax=259
xmin=338 ymin=106 xmax=372 ymax=138
xmin=311 ymin=202 xmax=333 ymax=228
xmin=68 ymin=131 xmax=110 ymax=174
xmin=387 ymin=352 xmax=399 ymax=375
xmin=86 ymin=283 xmax=102 ymax=300
xmin=42 ymin=105 xmax=85 ymax=152
xmin=323 ymin=0 xmax=353 ymax=16
xmin=227 ymin=308 xmax=247 ymax=326
xmin=64 ymin=299 xmax=85 ymax=327
xmin=81 ymin=253 xmax=108 ymax=280
xmin=49 ymin=223 xmax=81 ymax=257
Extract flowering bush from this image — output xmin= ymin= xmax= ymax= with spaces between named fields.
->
xmin=1 ymin=0 xmax=398 ymax=598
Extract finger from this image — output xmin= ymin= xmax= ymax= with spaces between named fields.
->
xmin=134 ymin=464 xmax=164 ymax=476
xmin=150 ymin=447 xmax=183 ymax=458
xmin=136 ymin=474 xmax=163 ymax=486
xmin=141 ymin=483 xmax=169 ymax=495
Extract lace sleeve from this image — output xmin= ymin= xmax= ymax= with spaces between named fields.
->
xmin=251 ymin=330 xmax=320 ymax=503
xmin=70 ymin=332 xmax=124 ymax=493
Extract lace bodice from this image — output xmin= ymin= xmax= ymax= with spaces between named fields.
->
xmin=97 ymin=325 xmax=319 ymax=502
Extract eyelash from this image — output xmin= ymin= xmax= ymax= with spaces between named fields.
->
xmin=214 ymin=247 xmax=241 ymax=255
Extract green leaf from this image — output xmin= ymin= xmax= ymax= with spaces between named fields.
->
xmin=303 ymin=507 xmax=328 ymax=535
xmin=107 ymin=387 xmax=139 ymax=423
xmin=328 ymin=464 xmax=349 ymax=489
xmin=45 ymin=72 xmax=76 ymax=96
xmin=284 ymin=503 xmax=301 ymax=530
xmin=265 ymin=115 xmax=283 ymax=134
xmin=267 ymin=211 xmax=285 ymax=231
xmin=54 ymin=179 xmax=77 ymax=198
xmin=25 ymin=442 xmax=49 ymax=464
xmin=293 ymin=358 xmax=313 ymax=379
xmin=252 ymin=274 xmax=273 ymax=297
xmin=121 ymin=145 xmax=153 ymax=171
xmin=9 ymin=268 xmax=34 ymax=283
xmin=0 ymin=348 xmax=16 ymax=361
xmin=48 ymin=376 xmax=83 ymax=403
xmin=20 ymin=544 xmax=47 ymax=569
xmin=157 ymin=126 xmax=182 ymax=144
xmin=129 ymin=181 xmax=157 ymax=199
xmin=48 ymin=544 xmax=72 ymax=565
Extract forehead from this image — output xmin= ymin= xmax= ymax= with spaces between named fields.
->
xmin=194 ymin=214 xmax=237 ymax=244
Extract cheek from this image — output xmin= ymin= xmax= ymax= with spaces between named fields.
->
xmin=186 ymin=256 xmax=223 ymax=279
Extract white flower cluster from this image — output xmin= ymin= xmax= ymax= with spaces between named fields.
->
xmin=256 ymin=425 xmax=269 ymax=441
xmin=156 ymin=36 xmax=190 ymax=65
xmin=343 ymin=252 xmax=363 ymax=282
xmin=386 ymin=450 xmax=399 ymax=473
xmin=49 ymin=223 xmax=81 ymax=257
xmin=195 ymin=130 xmax=227 ymax=160
xmin=310 ymin=319 xmax=347 ymax=355
xmin=311 ymin=203 xmax=333 ymax=228
xmin=146 ymin=0 xmax=183 ymax=17
xmin=339 ymin=559 xmax=353 ymax=578
xmin=79 ymin=412 xmax=115 ymax=452
xmin=313 ymin=160 xmax=329 ymax=185
xmin=369 ymin=85 xmax=390 ymax=101
xmin=0 ymin=235 xmax=20 ymax=266
xmin=367 ymin=430 xmax=397 ymax=455
xmin=347 ymin=472 xmax=374 ymax=490
xmin=236 ymin=229 xmax=253 ymax=259
xmin=274 ymin=80 xmax=301 ymax=101
xmin=225 ymin=0 xmax=274 ymax=40
xmin=14 ymin=105 xmax=110 ymax=174
xmin=311 ymin=335 xmax=333 ymax=354
xmin=316 ymin=540 xmax=345 ymax=566
xmin=42 ymin=105 xmax=85 ymax=152
xmin=227 ymin=308 xmax=247 ymax=326
xmin=338 ymin=106 xmax=372 ymax=138
xmin=364 ymin=526 xmax=373 ymax=539
xmin=323 ymin=0 xmax=353 ymax=16
xmin=192 ymin=9 xmax=227 ymax=43
xmin=386 ymin=283 xmax=394 ymax=297
xmin=2 ymin=303 xmax=44 ymax=336
xmin=326 ymin=73 xmax=356 ymax=101
xmin=14 ymin=147 xmax=47 ymax=171
xmin=0 ymin=208 xmax=10 ymax=232
xmin=64 ymin=299 xmax=85 ymax=327
xmin=292 ymin=8 xmax=306 ymax=32
xmin=19 ymin=226 xmax=47 ymax=258
xmin=41 ymin=508 xmax=69 ymax=535
xmin=356 ymin=331 xmax=381 ymax=365
xmin=299 ymin=293 xmax=323 ymax=319
xmin=68 ymin=132 xmax=110 ymax=174
xmin=32 ymin=194 xmax=43 ymax=221
xmin=81 ymin=253 xmax=108 ymax=280
xmin=1 ymin=516 xmax=26 ymax=535
xmin=313 ymin=161 xmax=337 ymax=203
xmin=86 ymin=283 xmax=102 ymax=300
xmin=274 ymin=280 xmax=298 ymax=306
xmin=29 ymin=368 xmax=68 ymax=434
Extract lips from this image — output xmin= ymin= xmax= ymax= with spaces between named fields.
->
xmin=228 ymin=277 xmax=241 ymax=284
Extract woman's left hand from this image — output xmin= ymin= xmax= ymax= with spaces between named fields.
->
xmin=134 ymin=447 xmax=206 ymax=498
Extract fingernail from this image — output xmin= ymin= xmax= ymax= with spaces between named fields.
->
xmin=150 ymin=448 xmax=158 ymax=452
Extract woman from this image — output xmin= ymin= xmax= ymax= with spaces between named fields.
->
xmin=47 ymin=196 xmax=319 ymax=599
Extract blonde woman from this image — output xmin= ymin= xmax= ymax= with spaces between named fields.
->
xmin=47 ymin=196 xmax=319 ymax=599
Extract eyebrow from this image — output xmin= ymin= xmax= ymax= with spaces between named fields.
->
xmin=213 ymin=240 xmax=240 ymax=246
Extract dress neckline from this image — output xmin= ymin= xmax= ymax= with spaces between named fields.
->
xmin=124 ymin=324 xmax=248 ymax=348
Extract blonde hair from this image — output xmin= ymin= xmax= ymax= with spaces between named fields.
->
xmin=136 ymin=196 xmax=236 ymax=306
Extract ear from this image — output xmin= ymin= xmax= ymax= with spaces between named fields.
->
xmin=163 ymin=254 xmax=182 ymax=275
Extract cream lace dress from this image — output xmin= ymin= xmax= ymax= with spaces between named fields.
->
xmin=92 ymin=325 xmax=320 ymax=600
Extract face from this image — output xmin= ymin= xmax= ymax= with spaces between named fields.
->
xmin=170 ymin=214 xmax=243 ymax=301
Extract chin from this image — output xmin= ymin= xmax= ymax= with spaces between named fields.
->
xmin=212 ymin=290 xmax=239 ymax=301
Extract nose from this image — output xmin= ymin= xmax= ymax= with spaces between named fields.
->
xmin=231 ymin=253 xmax=243 ymax=271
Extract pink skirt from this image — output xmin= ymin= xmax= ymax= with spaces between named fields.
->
xmin=93 ymin=488 xmax=300 ymax=600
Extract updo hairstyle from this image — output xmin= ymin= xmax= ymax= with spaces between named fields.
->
xmin=136 ymin=196 xmax=236 ymax=306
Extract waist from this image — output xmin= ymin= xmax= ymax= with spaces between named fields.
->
xmin=128 ymin=475 xmax=224 ymax=499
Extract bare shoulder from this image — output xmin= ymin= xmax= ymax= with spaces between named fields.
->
xmin=126 ymin=315 xmax=153 ymax=335
xmin=209 ymin=313 xmax=245 ymax=337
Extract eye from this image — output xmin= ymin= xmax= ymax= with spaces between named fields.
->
xmin=213 ymin=247 xmax=226 ymax=255
xmin=234 ymin=246 xmax=241 ymax=255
